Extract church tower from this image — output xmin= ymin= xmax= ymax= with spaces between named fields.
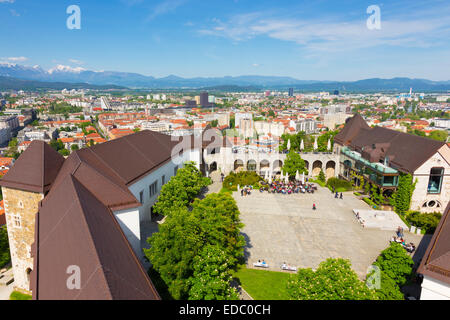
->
xmin=0 ymin=141 xmax=64 ymax=293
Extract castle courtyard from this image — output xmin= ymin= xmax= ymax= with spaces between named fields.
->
xmin=234 ymin=186 xmax=428 ymax=279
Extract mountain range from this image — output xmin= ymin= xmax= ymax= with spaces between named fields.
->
xmin=0 ymin=63 xmax=449 ymax=92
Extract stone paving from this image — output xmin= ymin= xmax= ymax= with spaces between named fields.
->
xmin=234 ymin=187 xmax=427 ymax=279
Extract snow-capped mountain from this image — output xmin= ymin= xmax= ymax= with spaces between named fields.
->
xmin=0 ymin=63 xmax=449 ymax=91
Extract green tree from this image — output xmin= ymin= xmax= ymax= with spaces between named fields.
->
xmin=374 ymin=243 xmax=414 ymax=286
xmin=58 ymin=148 xmax=70 ymax=156
xmin=191 ymin=193 xmax=245 ymax=265
xmin=145 ymin=193 xmax=244 ymax=300
xmin=318 ymin=169 xmax=326 ymax=183
xmin=282 ymin=151 xmax=308 ymax=179
xmin=153 ymin=162 xmax=210 ymax=216
xmin=210 ymin=119 xmax=218 ymax=128
xmin=372 ymin=271 xmax=404 ymax=300
xmin=287 ymin=258 xmax=377 ymax=300
xmin=71 ymin=144 xmax=79 ymax=151
xmin=0 ymin=225 xmax=11 ymax=268
xmin=428 ymin=130 xmax=447 ymax=142
xmin=49 ymin=139 xmax=64 ymax=152
xmin=188 ymin=245 xmax=239 ymax=300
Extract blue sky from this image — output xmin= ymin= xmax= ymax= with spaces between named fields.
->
xmin=0 ymin=0 xmax=449 ymax=80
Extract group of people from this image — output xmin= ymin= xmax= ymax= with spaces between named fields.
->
xmin=259 ymin=181 xmax=318 ymax=195
xmin=240 ymin=185 xmax=253 ymax=196
xmin=390 ymin=226 xmax=416 ymax=253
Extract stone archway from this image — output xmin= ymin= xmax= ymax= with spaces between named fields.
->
xmin=304 ymin=160 xmax=310 ymax=173
xmin=260 ymin=160 xmax=270 ymax=175
xmin=209 ymin=161 xmax=217 ymax=173
xmin=326 ymin=161 xmax=336 ymax=179
xmin=234 ymin=159 xmax=244 ymax=172
xmin=273 ymin=160 xmax=283 ymax=173
xmin=312 ymin=160 xmax=323 ymax=177
xmin=247 ymin=160 xmax=257 ymax=171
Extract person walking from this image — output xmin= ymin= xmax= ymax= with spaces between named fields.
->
xmin=313 ymin=203 xmax=316 ymax=210
xmin=335 ymin=192 xmax=339 ymax=198
xmin=340 ymin=192 xmax=343 ymax=200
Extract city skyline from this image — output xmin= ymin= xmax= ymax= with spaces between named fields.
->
xmin=0 ymin=0 xmax=450 ymax=81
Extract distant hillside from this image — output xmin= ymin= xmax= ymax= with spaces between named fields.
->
xmin=0 ymin=76 xmax=127 ymax=91
xmin=0 ymin=63 xmax=449 ymax=92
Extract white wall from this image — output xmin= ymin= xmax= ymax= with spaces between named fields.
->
xmin=411 ymin=150 xmax=450 ymax=213
xmin=112 ymin=149 xmax=202 ymax=256
xmin=420 ymin=276 xmax=450 ymax=300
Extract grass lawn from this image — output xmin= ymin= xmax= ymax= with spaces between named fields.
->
xmin=233 ymin=266 xmax=293 ymax=300
xmin=10 ymin=291 xmax=32 ymax=300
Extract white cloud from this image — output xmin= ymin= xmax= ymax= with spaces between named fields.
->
xmin=69 ymin=59 xmax=84 ymax=65
xmin=198 ymin=8 xmax=450 ymax=54
xmin=148 ymin=0 xmax=187 ymax=21
xmin=1 ymin=56 xmax=28 ymax=62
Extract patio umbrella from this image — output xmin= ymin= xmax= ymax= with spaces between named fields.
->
xmin=287 ymin=139 xmax=291 ymax=150
xmin=302 ymin=172 xmax=305 ymax=184
xmin=314 ymin=136 xmax=318 ymax=150
xmin=285 ymin=173 xmax=289 ymax=184
xmin=295 ymin=170 xmax=300 ymax=181
xmin=300 ymin=139 xmax=304 ymax=151
xmin=327 ymin=139 xmax=331 ymax=151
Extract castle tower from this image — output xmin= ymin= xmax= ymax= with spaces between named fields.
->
xmin=0 ymin=141 xmax=64 ymax=293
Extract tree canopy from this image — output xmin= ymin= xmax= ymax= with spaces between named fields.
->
xmin=282 ymin=150 xmax=308 ymax=178
xmin=145 ymin=192 xmax=244 ymax=300
xmin=287 ymin=258 xmax=378 ymax=300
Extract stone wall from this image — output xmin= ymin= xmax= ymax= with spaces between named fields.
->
xmin=411 ymin=150 xmax=450 ymax=213
xmin=2 ymin=187 xmax=43 ymax=293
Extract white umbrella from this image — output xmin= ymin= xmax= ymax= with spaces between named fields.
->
xmin=285 ymin=172 xmax=289 ymax=184
xmin=287 ymin=139 xmax=291 ymax=150
xmin=327 ymin=139 xmax=331 ymax=151
xmin=295 ymin=170 xmax=300 ymax=181
xmin=302 ymin=172 xmax=305 ymax=184
xmin=300 ymin=139 xmax=304 ymax=151
xmin=237 ymin=184 xmax=240 ymax=191
xmin=314 ymin=136 xmax=318 ymax=150
xmin=268 ymin=175 xmax=272 ymax=184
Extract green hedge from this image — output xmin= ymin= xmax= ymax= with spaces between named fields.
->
xmin=406 ymin=211 xmax=442 ymax=234
xmin=363 ymin=197 xmax=380 ymax=210
xmin=223 ymin=171 xmax=264 ymax=191
xmin=10 ymin=291 xmax=32 ymax=300
xmin=326 ymin=178 xmax=353 ymax=191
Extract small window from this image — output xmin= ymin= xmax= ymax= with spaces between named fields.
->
xmin=14 ymin=215 xmax=21 ymax=228
xmin=139 ymin=190 xmax=144 ymax=204
xmin=149 ymin=181 xmax=158 ymax=198
xmin=18 ymin=201 xmax=24 ymax=209
xmin=162 ymin=175 xmax=166 ymax=186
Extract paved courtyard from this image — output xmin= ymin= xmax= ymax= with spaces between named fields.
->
xmin=234 ymin=186 xmax=427 ymax=279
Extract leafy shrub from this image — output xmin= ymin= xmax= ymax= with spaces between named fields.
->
xmin=326 ymin=178 xmax=353 ymax=191
xmin=0 ymin=225 xmax=11 ymax=268
xmin=10 ymin=291 xmax=32 ymax=300
xmin=374 ymin=243 xmax=413 ymax=286
xmin=363 ymin=197 xmax=379 ymax=209
xmin=287 ymin=258 xmax=378 ymax=300
xmin=372 ymin=271 xmax=404 ymax=300
xmin=223 ymin=171 xmax=263 ymax=191
xmin=406 ymin=211 xmax=442 ymax=234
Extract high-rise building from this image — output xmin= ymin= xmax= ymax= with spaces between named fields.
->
xmin=288 ymin=88 xmax=294 ymax=97
xmin=200 ymin=92 xmax=209 ymax=107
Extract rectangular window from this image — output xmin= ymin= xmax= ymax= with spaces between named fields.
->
xmin=139 ymin=190 xmax=144 ymax=204
xmin=162 ymin=175 xmax=166 ymax=186
xmin=149 ymin=181 xmax=158 ymax=198
xmin=428 ymin=168 xmax=444 ymax=194
xmin=14 ymin=215 xmax=21 ymax=228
